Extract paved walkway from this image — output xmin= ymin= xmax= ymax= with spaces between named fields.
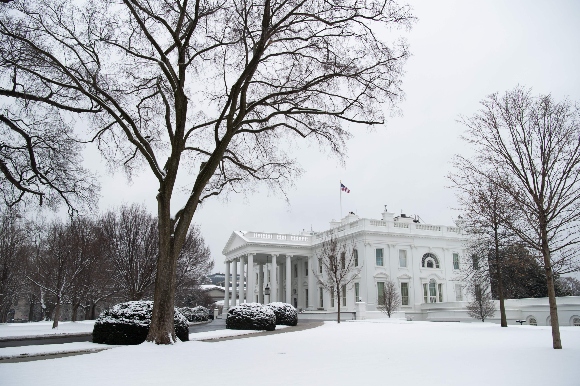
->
xmin=201 ymin=321 xmax=324 ymax=342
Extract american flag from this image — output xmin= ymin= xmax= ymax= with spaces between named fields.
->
xmin=340 ymin=183 xmax=350 ymax=193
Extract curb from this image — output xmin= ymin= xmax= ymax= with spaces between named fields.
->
xmin=0 ymin=332 xmax=92 ymax=343
xmin=0 ymin=347 xmax=114 ymax=363
xmin=201 ymin=321 xmax=324 ymax=342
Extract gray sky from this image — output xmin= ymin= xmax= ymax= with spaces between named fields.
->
xmin=84 ymin=0 xmax=580 ymax=273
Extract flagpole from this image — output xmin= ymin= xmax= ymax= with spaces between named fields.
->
xmin=340 ymin=180 xmax=342 ymax=220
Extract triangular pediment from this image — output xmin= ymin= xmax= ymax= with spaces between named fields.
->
xmin=222 ymin=231 xmax=249 ymax=255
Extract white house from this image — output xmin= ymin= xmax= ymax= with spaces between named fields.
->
xmin=222 ymin=208 xmax=468 ymax=321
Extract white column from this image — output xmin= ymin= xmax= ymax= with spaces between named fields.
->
xmin=247 ymin=254 xmax=255 ymax=303
xmin=231 ymin=258 xmax=238 ymax=308
xmin=224 ymin=259 xmax=230 ymax=312
xmin=239 ymin=256 xmax=246 ymax=303
xmin=258 ymin=263 xmax=264 ymax=303
xmin=308 ymin=255 xmax=315 ymax=309
xmin=270 ymin=254 xmax=278 ymax=303
xmin=278 ymin=260 xmax=284 ymax=302
xmin=297 ymin=257 xmax=304 ymax=309
xmin=286 ymin=255 xmax=292 ymax=304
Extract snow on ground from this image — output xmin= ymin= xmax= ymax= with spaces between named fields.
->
xmin=1 ymin=321 xmax=579 ymax=386
xmin=0 ymin=321 xmax=95 ymax=339
xmin=0 ymin=342 xmax=112 ymax=359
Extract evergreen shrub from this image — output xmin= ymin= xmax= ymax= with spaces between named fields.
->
xmin=92 ymin=301 xmax=189 ymax=345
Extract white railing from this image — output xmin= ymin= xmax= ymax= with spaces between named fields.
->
xmin=250 ymin=232 xmax=310 ymax=243
xmin=416 ymin=224 xmax=441 ymax=231
xmin=253 ymin=233 xmax=273 ymax=239
xmin=370 ymin=220 xmax=386 ymax=227
xmin=447 ymin=227 xmax=460 ymax=233
xmin=394 ymin=222 xmax=409 ymax=229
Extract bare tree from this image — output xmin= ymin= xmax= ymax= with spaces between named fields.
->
xmin=314 ymin=230 xmax=362 ymax=323
xmin=28 ymin=218 xmax=97 ymax=328
xmin=560 ymin=277 xmax=580 ymax=296
xmin=0 ymin=0 xmax=413 ymax=343
xmin=449 ymin=171 xmax=515 ymax=327
xmin=0 ymin=109 xmax=98 ymax=213
xmin=0 ymin=207 xmax=28 ymax=322
xmin=458 ymin=87 xmax=580 ymax=349
xmin=378 ymin=278 xmax=400 ymax=318
xmin=174 ymin=225 xmax=213 ymax=307
xmin=100 ymin=204 xmax=158 ymax=301
xmin=466 ymin=281 xmax=496 ymax=322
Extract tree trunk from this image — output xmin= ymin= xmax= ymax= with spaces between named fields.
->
xmin=52 ymin=297 xmax=61 ymax=329
xmin=28 ymin=299 xmax=35 ymax=322
xmin=71 ymin=302 xmax=80 ymax=322
xmin=90 ymin=302 xmax=97 ymax=320
xmin=336 ymin=285 xmax=341 ymax=324
xmin=146 ymin=194 xmax=178 ymax=344
xmin=543 ymin=250 xmax=561 ymax=349
xmin=494 ymin=226 xmax=507 ymax=327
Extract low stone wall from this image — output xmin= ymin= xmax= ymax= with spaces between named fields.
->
xmin=298 ymin=311 xmax=356 ymax=321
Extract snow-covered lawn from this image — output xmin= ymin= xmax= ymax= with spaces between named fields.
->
xmin=1 ymin=321 xmax=579 ymax=386
xmin=0 ymin=321 xmax=95 ymax=340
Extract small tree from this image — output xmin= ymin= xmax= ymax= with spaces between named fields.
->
xmin=314 ymin=230 xmax=362 ymax=323
xmin=466 ymin=282 xmax=496 ymax=322
xmin=378 ymin=279 xmax=401 ymax=318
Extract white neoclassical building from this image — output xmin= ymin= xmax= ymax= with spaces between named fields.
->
xmin=222 ymin=208 xmax=469 ymax=320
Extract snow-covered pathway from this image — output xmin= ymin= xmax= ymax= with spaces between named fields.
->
xmin=1 ymin=321 xmax=578 ymax=386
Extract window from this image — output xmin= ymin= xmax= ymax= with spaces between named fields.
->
xmin=331 ymin=289 xmax=335 ymax=308
xmin=377 ymin=281 xmax=385 ymax=305
xmin=438 ymin=283 xmax=443 ymax=302
xmin=340 ymin=252 xmax=346 ymax=269
xmin=342 ymin=285 xmax=347 ymax=307
xmin=355 ymin=283 xmax=360 ymax=302
xmin=256 ymin=273 xmax=259 ymax=282
xmin=294 ymin=264 xmax=298 ymax=278
xmin=422 ymin=253 xmax=440 ymax=268
xmin=399 ymin=250 xmax=407 ymax=268
xmin=528 ymin=317 xmax=537 ymax=326
xmin=429 ymin=280 xmax=437 ymax=303
xmin=423 ymin=283 xmax=428 ymax=303
xmin=354 ymin=249 xmax=359 ymax=267
xmin=305 ymin=261 xmax=308 ymax=276
xmin=401 ymin=283 xmax=409 ymax=306
xmin=455 ymin=284 xmax=463 ymax=301
xmin=453 ymin=253 xmax=460 ymax=270
xmin=319 ymin=288 xmax=324 ymax=308
xmin=306 ymin=289 xmax=309 ymax=307
xmin=572 ymin=317 xmax=580 ymax=326
xmin=319 ymin=258 xmax=323 ymax=273
xmin=376 ymin=248 xmax=384 ymax=266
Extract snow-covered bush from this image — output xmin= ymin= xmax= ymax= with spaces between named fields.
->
xmin=179 ymin=306 xmax=210 ymax=322
xmin=92 ymin=301 xmax=189 ymax=345
xmin=266 ymin=302 xmax=298 ymax=326
xmin=226 ymin=303 xmax=276 ymax=331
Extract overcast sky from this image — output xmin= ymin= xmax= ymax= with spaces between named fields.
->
xmin=83 ymin=0 xmax=580 ymax=273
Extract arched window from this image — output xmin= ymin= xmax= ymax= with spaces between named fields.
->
xmin=422 ymin=253 xmax=440 ymax=268
xmin=572 ymin=316 xmax=580 ymax=326
xmin=423 ymin=279 xmax=439 ymax=303
xmin=528 ymin=316 xmax=537 ymax=326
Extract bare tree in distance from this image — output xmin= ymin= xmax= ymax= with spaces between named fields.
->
xmin=0 ymin=0 xmax=414 ymax=343
xmin=0 ymin=207 xmax=28 ymax=322
xmin=466 ymin=281 xmax=496 ymax=322
xmin=100 ymin=204 xmax=158 ymax=302
xmin=28 ymin=218 xmax=97 ymax=328
xmin=458 ymin=86 xmax=580 ymax=348
xmin=314 ymin=230 xmax=362 ymax=323
xmin=378 ymin=278 xmax=400 ymax=318
xmin=448 ymin=171 xmax=514 ymax=327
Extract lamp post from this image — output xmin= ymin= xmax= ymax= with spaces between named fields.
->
xmin=264 ymin=284 xmax=271 ymax=305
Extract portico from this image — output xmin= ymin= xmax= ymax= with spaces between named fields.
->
xmin=222 ymin=249 xmax=314 ymax=310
